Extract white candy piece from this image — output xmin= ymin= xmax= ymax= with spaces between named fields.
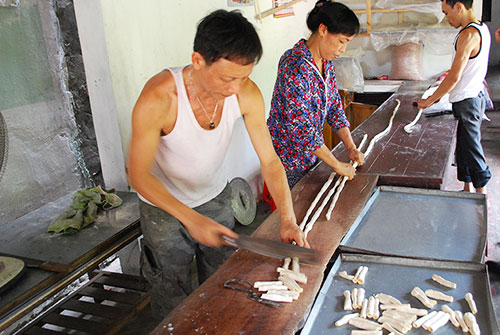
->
xmin=276 ymin=267 xmax=307 ymax=283
xmin=382 ymin=309 xmax=417 ymax=323
xmin=465 ymin=292 xmax=478 ymax=314
xmin=426 ymin=312 xmax=450 ymax=332
xmin=352 ymin=288 xmax=359 ymax=309
xmin=351 ymin=331 xmax=382 ymax=335
xmin=344 ymin=290 xmax=353 ymax=311
xmin=455 ymin=310 xmax=469 ymax=332
xmin=279 ymin=275 xmax=303 ymax=293
xmin=260 ymin=293 xmax=293 ymax=303
xmin=382 ymin=322 xmax=404 ymax=335
xmin=335 ymin=312 xmax=359 ymax=326
xmin=380 ymin=304 xmax=411 ymax=311
xmin=425 ymin=289 xmax=453 ymax=302
xmin=377 ymin=316 xmax=411 ymax=333
xmin=432 ymin=274 xmax=457 ymax=289
xmin=357 ymin=288 xmax=366 ymax=309
xmin=266 ymin=289 xmax=300 ymax=299
xmin=360 ymin=299 xmax=368 ymax=318
xmin=367 ymin=296 xmax=375 ymax=318
xmin=375 ymin=293 xmax=401 ymax=305
xmin=411 ymin=287 xmax=437 ymax=309
xmin=349 ymin=317 xmax=383 ymax=330
xmin=291 ymin=256 xmax=300 ymax=273
xmin=441 ymin=305 xmax=459 ymax=327
xmin=464 ymin=312 xmax=481 ymax=335
xmin=373 ymin=298 xmax=380 ymax=320
xmin=283 ymin=257 xmax=291 ymax=270
xmin=422 ymin=311 xmax=446 ymax=331
xmin=357 ymin=266 xmax=369 ymax=284
xmin=353 ymin=266 xmax=364 ymax=283
xmin=254 ymin=281 xmax=283 ymax=288
xmin=339 ymin=271 xmax=355 ymax=281
xmin=257 ymin=284 xmax=288 ymax=291
xmin=413 ymin=311 xmax=438 ymax=328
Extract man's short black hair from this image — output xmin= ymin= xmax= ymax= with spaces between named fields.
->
xmin=306 ymin=1 xmax=360 ymax=36
xmin=442 ymin=0 xmax=474 ymax=10
xmin=194 ymin=10 xmax=263 ymax=65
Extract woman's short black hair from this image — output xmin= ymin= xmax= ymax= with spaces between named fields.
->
xmin=306 ymin=1 xmax=360 ymax=36
xmin=194 ymin=10 xmax=263 ymax=65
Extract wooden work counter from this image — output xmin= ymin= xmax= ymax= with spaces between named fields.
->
xmin=153 ymin=83 xmax=459 ymax=334
xmin=333 ymin=91 xmax=458 ymax=189
xmin=152 ymin=174 xmax=378 ymax=335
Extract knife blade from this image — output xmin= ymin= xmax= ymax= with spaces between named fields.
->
xmin=222 ymin=234 xmax=320 ymax=265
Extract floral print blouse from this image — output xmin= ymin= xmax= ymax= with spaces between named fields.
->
xmin=267 ymin=39 xmax=349 ymax=173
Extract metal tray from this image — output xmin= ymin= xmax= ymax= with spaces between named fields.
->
xmin=340 ymin=186 xmax=487 ymax=263
xmin=301 ymin=253 xmax=499 ymax=335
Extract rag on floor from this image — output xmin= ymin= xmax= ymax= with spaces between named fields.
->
xmin=48 ymin=186 xmax=122 ymax=234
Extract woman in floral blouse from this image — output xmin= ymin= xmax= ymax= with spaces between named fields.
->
xmin=268 ymin=0 xmax=364 ymax=188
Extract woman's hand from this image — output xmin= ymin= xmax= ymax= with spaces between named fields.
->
xmin=347 ymin=148 xmax=364 ymax=166
xmin=333 ymin=161 xmax=356 ymax=180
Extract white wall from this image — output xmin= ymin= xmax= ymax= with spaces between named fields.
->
xmin=75 ymin=0 xmax=456 ymax=196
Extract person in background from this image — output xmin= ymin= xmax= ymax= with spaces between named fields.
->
xmin=127 ymin=10 xmax=308 ymax=318
xmin=495 ymin=27 xmax=500 ymax=45
xmin=418 ymin=0 xmax=491 ymax=194
xmin=267 ymin=0 xmax=364 ymax=189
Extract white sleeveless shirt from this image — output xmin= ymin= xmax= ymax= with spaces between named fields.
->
xmin=138 ymin=66 xmax=242 ymax=208
xmin=449 ymin=22 xmax=491 ymax=103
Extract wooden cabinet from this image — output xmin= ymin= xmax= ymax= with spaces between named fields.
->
xmin=323 ymin=90 xmax=377 ymax=150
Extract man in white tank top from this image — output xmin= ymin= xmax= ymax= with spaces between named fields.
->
xmin=127 ymin=10 xmax=308 ymax=317
xmin=418 ymin=0 xmax=491 ymax=194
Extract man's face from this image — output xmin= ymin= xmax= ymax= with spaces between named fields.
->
xmin=320 ymin=33 xmax=354 ymax=61
xmin=200 ymin=58 xmax=254 ymax=99
xmin=442 ymin=1 xmax=460 ymax=28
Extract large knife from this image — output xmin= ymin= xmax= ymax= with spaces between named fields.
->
xmin=0 ymin=253 xmax=74 ymax=273
xmin=223 ymin=234 xmax=320 ymax=265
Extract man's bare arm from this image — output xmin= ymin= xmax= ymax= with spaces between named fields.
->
xmin=238 ymin=79 xmax=309 ymax=247
xmin=418 ymin=27 xmax=480 ymax=109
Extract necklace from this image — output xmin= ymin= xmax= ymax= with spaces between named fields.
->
xmin=188 ymin=68 xmax=218 ymax=129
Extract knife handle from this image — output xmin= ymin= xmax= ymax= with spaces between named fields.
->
xmin=39 ymin=261 xmax=74 ymax=273
xmin=222 ymin=235 xmax=238 ymax=248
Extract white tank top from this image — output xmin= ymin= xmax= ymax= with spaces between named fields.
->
xmin=138 ymin=66 xmax=242 ymax=208
xmin=449 ymin=22 xmax=490 ymax=103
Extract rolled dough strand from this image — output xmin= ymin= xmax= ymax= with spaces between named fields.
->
xmin=363 ymin=99 xmax=401 ymax=160
xmin=403 ymin=109 xmax=423 ymax=133
xmin=303 ymin=176 xmax=342 ymax=237
xmin=302 ymin=133 xmax=367 ymax=235
xmin=324 ymin=134 xmax=368 ymax=220
xmin=298 ymin=172 xmax=336 ymax=231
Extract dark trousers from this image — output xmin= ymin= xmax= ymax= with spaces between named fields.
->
xmin=139 ymin=184 xmax=234 ymax=318
xmin=452 ymin=93 xmax=491 ymax=189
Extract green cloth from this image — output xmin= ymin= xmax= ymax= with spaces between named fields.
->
xmin=48 ymin=186 xmax=122 ymax=234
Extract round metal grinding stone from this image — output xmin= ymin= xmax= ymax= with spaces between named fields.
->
xmin=229 ymin=177 xmax=256 ymax=226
